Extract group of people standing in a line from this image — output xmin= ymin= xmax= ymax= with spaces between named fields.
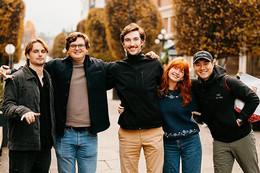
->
xmin=1 ymin=22 xmax=259 ymax=173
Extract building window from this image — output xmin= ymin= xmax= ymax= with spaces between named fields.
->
xmin=158 ymin=0 xmax=161 ymax=7
xmin=170 ymin=17 xmax=174 ymax=33
xmin=247 ymin=56 xmax=260 ymax=78
xmin=90 ymin=0 xmax=95 ymax=9
xmin=163 ymin=18 xmax=168 ymax=32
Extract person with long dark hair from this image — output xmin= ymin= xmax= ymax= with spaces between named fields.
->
xmin=158 ymin=58 xmax=202 ymax=173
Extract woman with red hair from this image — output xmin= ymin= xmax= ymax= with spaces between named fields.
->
xmin=158 ymin=57 xmax=202 ymax=173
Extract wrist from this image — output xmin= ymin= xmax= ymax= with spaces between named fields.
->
xmin=236 ymin=118 xmax=243 ymax=126
xmin=7 ymin=69 xmax=11 ymax=75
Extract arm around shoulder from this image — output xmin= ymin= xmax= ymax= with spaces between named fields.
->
xmin=106 ymin=63 xmax=117 ymax=90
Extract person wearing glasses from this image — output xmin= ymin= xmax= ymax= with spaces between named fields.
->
xmin=0 ymin=31 xmax=158 ymax=173
xmin=44 ymin=32 xmax=109 ymax=173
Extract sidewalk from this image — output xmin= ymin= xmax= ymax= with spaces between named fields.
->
xmin=1 ymin=90 xmax=260 ymax=172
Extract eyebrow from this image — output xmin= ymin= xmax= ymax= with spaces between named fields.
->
xmin=32 ymin=48 xmax=46 ymax=51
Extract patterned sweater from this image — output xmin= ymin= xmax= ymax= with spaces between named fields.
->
xmin=158 ymin=90 xmax=199 ymax=140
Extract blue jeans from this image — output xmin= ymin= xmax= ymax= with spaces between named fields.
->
xmin=55 ymin=129 xmax=98 ymax=173
xmin=163 ymin=134 xmax=202 ymax=173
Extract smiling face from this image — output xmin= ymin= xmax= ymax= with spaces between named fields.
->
xmin=168 ymin=66 xmax=185 ymax=83
xmin=67 ymin=37 xmax=88 ymax=63
xmin=122 ymin=31 xmax=143 ymax=55
xmin=193 ymin=59 xmax=215 ymax=81
xmin=27 ymin=42 xmax=47 ymax=67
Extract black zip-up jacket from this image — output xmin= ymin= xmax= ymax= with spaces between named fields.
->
xmin=45 ymin=55 xmax=112 ymax=136
xmin=107 ymin=52 xmax=163 ymax=129
xmin=2 ymin=65 xmax=56 ymax=150
xmin=192 ymin=65 xmax=259 ymax=142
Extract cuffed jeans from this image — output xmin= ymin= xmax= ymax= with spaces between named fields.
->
xmin=55 ymin=129 xmax=98 ymax=173
xmin=163 ymin=134 xmax=202 ymax=173
xmin=213 ymin=130 xmax=260 ymax=173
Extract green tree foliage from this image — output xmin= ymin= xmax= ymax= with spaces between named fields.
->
xmin=77 ymin=19 xmax=86 ymax=33
xmin=85 ymin=8 xmax=115 ymax=62
xmin=172 ymin=0 xmax=260 ymax=58
xmin=0 ymin=0 xmax=25 ymax=65
xmin=51 ymin=32 xmax=67 ymax=59
xmin=105 ymin=0 xmax=163 ymax=59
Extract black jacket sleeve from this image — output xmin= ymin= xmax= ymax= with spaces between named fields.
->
xmin=156 ymin=60 xmax=163 ymax=85
xmin=227 ymin=76 xmax=260 ymax=122
xmin=106 ymin=63 xmax=116 ymax=90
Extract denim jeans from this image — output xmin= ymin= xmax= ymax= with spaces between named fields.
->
xmin=55 ymin=129 xmax=98 ymax=173
xmin=163 ymin=134 xmax=202 ymax=173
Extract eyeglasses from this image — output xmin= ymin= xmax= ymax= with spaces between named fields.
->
xmin=69 ymin=44 xmax=86 ymax=49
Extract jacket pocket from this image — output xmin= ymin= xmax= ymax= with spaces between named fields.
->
xmin=18 ymin=87 xmax=38 ymax=106
xmin=14 ymin=121 xmax=38 ymax=144
xmin=140 ymin=69 xmax=156 ymax=90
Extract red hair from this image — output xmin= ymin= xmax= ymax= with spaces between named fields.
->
xmin=158 ymin=57 xmax=192 ymax=106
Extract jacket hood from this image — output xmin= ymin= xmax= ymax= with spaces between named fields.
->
xmin=213 ymin=64 xmax=226 ymax=77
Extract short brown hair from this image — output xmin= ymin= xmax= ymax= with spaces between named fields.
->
xmin=120 ymin=23 xmax=146 ymax=43
xmin=25 ymin=38 xmax=49 ymax=56
xmin=65 ymin=32 xmax=90 ymax=50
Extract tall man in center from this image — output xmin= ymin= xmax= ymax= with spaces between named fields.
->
xmin=107 ymin=23 xmax=164 ymax=173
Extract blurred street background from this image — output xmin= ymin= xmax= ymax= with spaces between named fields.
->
xmin=0 ymin=0 xmax=259 ymax=172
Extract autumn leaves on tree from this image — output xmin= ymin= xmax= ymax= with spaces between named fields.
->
xmin=0 ymin=0 xmax=25 ymax=65
xmin=172 ymin=0 xmax=260 ymax=59
xmin=1 ymin=0 xmax=259 ymax=63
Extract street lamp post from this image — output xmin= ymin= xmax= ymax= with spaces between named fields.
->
xmin=155 ymin=29 xmax=172 ymax=64
xmin=5 ymin=44 xmax=15 ymax=69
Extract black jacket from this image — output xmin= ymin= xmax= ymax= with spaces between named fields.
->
xmin=45 ymin=55 xmax=112 ymax=136
xmin=107 ymin=53 xmax=163 ymax=129
xmin=192 ymin=65 xmax=259 ymax=142
xmin=2 ymin=65 xmax=56 ymax=150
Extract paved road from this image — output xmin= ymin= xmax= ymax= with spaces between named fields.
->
xmin=1 ymin=90 xmax=260 ymax=172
